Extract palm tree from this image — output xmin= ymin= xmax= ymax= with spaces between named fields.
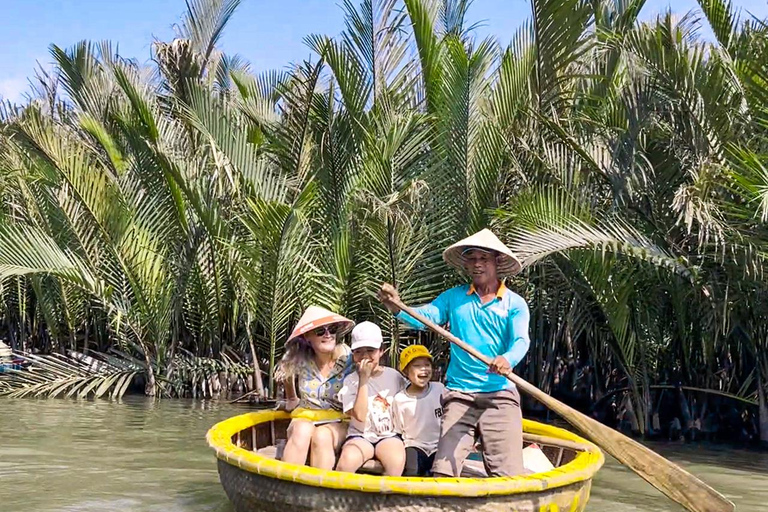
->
xmin=0 ymin=0 xmax=766 ymax=446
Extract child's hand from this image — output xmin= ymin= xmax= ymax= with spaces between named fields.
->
xmin=357 ymin=359 xmax=375 ymax=382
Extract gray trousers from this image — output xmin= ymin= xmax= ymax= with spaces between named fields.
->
xmin=431 ymin=387 xmax=524 ymax=477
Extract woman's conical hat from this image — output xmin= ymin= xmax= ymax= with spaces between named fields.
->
xmin=287 ymin=306 xmax=354 ymax=344
xmin=442 ymin=228 xmax=522 ymax=277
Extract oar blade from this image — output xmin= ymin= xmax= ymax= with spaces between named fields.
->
xmin=389 ymin=296 xmax=735 ymax=512
xmin=514 ymin=376 xmax=735 ymax=512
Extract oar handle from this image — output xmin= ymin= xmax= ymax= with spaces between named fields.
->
xmin=391 ymin=298 xmax=530 ymax=389
xmin=392 ymin=300 xmax=493 ymax=365
xmin=386 ymin=295 xmax=735 ymax=512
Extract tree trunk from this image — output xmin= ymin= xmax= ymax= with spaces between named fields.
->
xmin=758 ymin=371 xmax=768 ymax=448
xmin=8 ymin=317 xmax=17 ymax=351
xmin=644 ymin=385 xmax=652 ymax=436
xmin=268 ymin=331 xmax=277 ymax=399
xmin=386 ymin=216 xmax=400 ymax=370
xmin=245 ymin=319 xmax=264 ymax=399
xmin=145 ymin=364 xmax=157 ymax=397
xmin=137 ymin=337 xmax=157 ymax=397
xmin=389 ymin=315 xmax=400 ymax=369
xmin=83 ymin=321 xmax=90 ymax=355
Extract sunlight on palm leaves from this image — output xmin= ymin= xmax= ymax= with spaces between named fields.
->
xmin=496 ymin=186 xmax=692 ymax=278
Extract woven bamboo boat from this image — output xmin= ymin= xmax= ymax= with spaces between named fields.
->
xmin=207 ymin=409 xmax=604 ymax=512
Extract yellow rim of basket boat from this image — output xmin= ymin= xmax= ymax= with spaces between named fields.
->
xmin=207 ymin=409 xmax=604 ymax=497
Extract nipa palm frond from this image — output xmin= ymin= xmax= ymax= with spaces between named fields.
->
xmin=0 ymin=350 xmax=141 ymax=399
xmin=495 ymin=186 xmax=693 ymax=279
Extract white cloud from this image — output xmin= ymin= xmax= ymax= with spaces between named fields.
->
xmin=0 ymin=77 xmax=28 ymax=104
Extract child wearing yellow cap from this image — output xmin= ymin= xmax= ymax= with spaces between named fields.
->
xmin=392 ymin=345 xmax=445 ymax=476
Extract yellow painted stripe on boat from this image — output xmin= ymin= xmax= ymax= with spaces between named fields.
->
xmin=206 ymin=409 xmax=604 ymax=497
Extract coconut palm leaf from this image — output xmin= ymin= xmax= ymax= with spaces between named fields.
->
xmin=0 ymin=350 xmax=141 ymax=399
xmin=338 ymin=0 xmax=412 ymax=106
xmin=2 ymin=0 xmax=768 ymax=445
xmin=0 ymin=223 xmax=98 ymax=287
xmin=49 ymin=41 xmax=117 ymax=117
xmin=530 ymin=0 xmax=593 ymax=111
xmin=495 ymin=186 xmax=693 ymax=276
xmin=697 ymin=0 xmax=738 ymax=51
xmin=270 ymin=59 xmax=324 ymax=186
xmin=181 ymin=82 xmax=288 ymax=201
xmin=180 ymin=0 xmax=243 ymax=75
xmin=403 ymin=0 xmax=443 ymax=110
xmin=234 ymin=191 xmax=315 ymax=387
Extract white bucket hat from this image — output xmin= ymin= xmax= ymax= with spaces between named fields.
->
xmin=287 ymin=306 xmax=354 ymax=344
xmin=350 ymin=321 xmax=383 ymax=351
xmin=442 ymin=228 xmax=522 ymax=277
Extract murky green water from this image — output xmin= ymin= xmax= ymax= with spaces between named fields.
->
xmin=1 ymin=397 xmax=765 ymax=511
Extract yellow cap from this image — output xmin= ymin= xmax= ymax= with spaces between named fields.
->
xmin=399 ymin=344 xmax=433 ymax=372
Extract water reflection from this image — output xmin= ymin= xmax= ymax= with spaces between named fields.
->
xmin=0 ymin=397 xmax=764 ymax=512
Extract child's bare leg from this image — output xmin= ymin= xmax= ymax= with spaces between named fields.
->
xmin=310 ymin=422 xmax=347 ymax=470
xmin=375 ymin=437 xmax=406 ymax=476
xmin=335 ymin=438 xmax=374 ymax=473
xmin=282 ymin=419 xmax=315 ymax=465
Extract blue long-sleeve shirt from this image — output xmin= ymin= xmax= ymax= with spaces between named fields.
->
xmin=396 ymin=283 xmax=530 ymax=393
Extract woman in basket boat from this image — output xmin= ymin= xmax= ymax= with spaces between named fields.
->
xmin=276 ymin=306 xmax=356 ymax=469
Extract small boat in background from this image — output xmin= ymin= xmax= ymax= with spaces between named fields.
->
xmin=206 ymin=409 xmax=604 ymax=512
xmin=0 ymin=341 xmax=25 ymax=372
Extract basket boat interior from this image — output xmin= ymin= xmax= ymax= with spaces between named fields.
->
xmin=230 ymin=416 xmax=584 ymax=478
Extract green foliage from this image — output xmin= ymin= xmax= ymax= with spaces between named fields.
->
xmin=1 ymin=351 xmax=141 ymax=399
xmin=0 ymin=0 xmax=767 ymax=430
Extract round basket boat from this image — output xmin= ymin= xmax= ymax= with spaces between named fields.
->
xmin=207 ymin=409 xmax=604 ymax=512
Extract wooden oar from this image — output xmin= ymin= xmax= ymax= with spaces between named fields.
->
xmin=385 ymin=295 xmax=735 ymax=512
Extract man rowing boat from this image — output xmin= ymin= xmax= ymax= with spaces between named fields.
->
xmin=378 ymin=228 xmax=531 ymax=477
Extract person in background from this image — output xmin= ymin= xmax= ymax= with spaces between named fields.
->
xmin=378 ymin=228 xmax=531 ymax=477
xmin=392 ymin=344 xmax=445 ymax=476
xmin=276 ymin=306 xmax=355 ymax=469
xmin=335 ymin=322 xmax=406 ymax=476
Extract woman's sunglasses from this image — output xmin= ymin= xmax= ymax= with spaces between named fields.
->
xmin=311 ymin=324 xmax=339 ymax=336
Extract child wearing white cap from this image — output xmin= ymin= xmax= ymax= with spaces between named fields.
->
xmin=335 ymin=321 xmax=406 ymax=476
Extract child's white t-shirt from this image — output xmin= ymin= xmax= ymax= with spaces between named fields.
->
xmin=392 ymin=381 xmax=445 ymax=455
xmin=338 ymin=367 xmax=405 ymax=443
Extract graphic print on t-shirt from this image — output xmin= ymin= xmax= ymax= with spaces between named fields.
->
xmin=369 ymin=394 xmax=394 ymax=435
xmin=339 ymin=367 xmax=406 ymax=442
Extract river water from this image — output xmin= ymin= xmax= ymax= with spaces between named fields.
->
xmin=1 ymin=397 xmax=766 ymax=512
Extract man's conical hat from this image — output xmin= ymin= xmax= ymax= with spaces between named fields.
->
xmin=287 ymin=306 xmax=354 ymax=343
xmin=442 ymin=228 xmax=522 ymax=277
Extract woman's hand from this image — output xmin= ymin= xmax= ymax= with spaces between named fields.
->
xmin=284 ymin=397 xmax=300 ymax=412
xmin=281 ymin=377 xmax=299 ymax=412
xmin=277 ymin=397 xmax=300 ymax=412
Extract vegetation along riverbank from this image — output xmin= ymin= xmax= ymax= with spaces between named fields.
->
xmin=1 ymin=0 xmax=767 ymax=448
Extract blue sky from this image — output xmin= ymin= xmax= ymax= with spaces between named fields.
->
xmin=1 ymin=0 xmax=767 ymax=102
